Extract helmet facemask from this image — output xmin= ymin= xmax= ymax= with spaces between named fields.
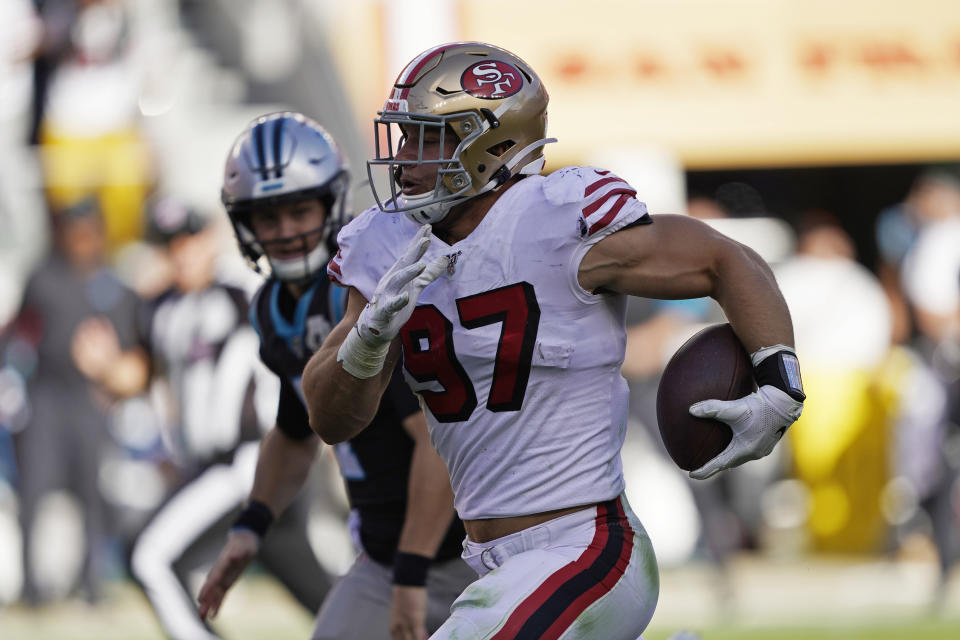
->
xmin=369 ymin=112 xmax=484 ymax=225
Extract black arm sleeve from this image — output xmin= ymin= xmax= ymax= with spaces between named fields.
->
xmin=381 ymin=365 xmax=421 ymax=423
xmin=275 ymin=375 xmax=314 ymax=440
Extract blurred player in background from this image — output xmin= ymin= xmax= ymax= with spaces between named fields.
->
xmin=305 ymin=42 xmax=805 ymax=639
xmin=198 ymin=112 xmax=473 ymax=640
xmin=76 ymin=195 xmax=331 ymax=640
xmin=3 ymin=197 xmax=141 ymax=605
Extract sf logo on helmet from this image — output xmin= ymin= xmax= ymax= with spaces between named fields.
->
xmin=460 ymin=61 xmax=523 ymax=99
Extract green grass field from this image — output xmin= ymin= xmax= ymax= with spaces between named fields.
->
xmin=1 ymin=556 xmax=958 ymax=640
xmin=646 ymin=620 xmax=960 ymax=640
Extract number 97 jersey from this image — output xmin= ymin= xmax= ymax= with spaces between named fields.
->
xmin=329 ymin=167 xmax=651 ymax=521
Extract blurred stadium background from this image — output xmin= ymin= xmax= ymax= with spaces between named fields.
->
xmin=1 ymin=0 xmax=959 ymax=638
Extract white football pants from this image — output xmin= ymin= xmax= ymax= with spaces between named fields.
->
xmin=431 ymin=493 xmax=659 ymax=639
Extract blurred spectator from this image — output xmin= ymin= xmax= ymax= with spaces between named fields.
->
xmin=895 ymin=189 xmax=960 ymax=605
xmin=901 ymin=215 xmax=960 ymax=346
xmin=1 ymin=0 xmax=45 ymax=306
xmin=0 ymin=0 xmax=39 ymax=178
xmin=2 ymin=196 xmax=142 ymax=605
xmin=875 ymin=169 xmax=960 ymax=344
xmin=115 ymin=197 xmax=330 ymax=640
xmin=1 ymin=0 xmax=39 ymax=139
xmin=776 ymin=210 xmax=893 ymax=553
xmin=33 ymin=0 xmax=155 ymax=250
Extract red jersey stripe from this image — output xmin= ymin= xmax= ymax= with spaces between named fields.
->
xmin=582 ymin=187 xmax=637 ymax=217
xmin=584 ymin=176 xmax=628 ymax=197
xmin=327 ymin=256 xmax=343 ymax=281
xmin=587 ymin=193 xmax=632 ymax=236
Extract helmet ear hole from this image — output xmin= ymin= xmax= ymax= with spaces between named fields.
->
xmin=486 ymin=140 xmax=515 ymax=158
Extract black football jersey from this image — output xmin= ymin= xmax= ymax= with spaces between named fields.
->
xmin=139 ymin=282 xmax=263 ymax=467
xmin=250 ymin=277 xmax=465 ymax=564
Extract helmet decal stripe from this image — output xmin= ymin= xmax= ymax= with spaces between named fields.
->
xmin=392 ymin=43 xmax=462 ymax=103
xmin=272 ymin=116 xmax=286 ymax=178
xmin=252 ymin=121 xmax=269 ymax=180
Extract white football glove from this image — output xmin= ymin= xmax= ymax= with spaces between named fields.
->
xmin=337 ymin=224 xmax=448 ymax=379
xmin=687 ymin=384 xmax=803 ymax=480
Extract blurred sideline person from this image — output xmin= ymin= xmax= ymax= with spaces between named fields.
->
xmin=81 ymin=196 xmax=330 ymax=640
xmin=197 ymin=112 xmax=473 ymax=640
xmin=898 ymin=204 xmax=960 ymax=603
xmin=306 ymin=42 xmax=805 ymax=639
xmin=874 ymin=170 xmax=960 ymax=344
xmin=3 ymin=197 xmax=141 ymax=605
xmin=775 ymin=211 xmax=893 ymax=552
xmin=33 ymin=0 xmax=154 ymax=249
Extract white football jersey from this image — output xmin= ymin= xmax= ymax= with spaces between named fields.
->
xmin=329 ymin=167 xmax=651 ymax=520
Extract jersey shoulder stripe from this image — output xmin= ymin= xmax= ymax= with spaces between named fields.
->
xmin=541 ymin=166 xmax=649 ymax=241
xmin=580 ymin=170 xmax=641 ymax=238
xmin=327 ymin=249 xmax=344 ymax=283
xmin=327 ymin=205 xmax=417 ymax=301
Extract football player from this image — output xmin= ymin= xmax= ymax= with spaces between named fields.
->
xmin=304 ymin=43 xmax=806 ymax=639
xmin=196 ymin=112 xmax=474 ymax=640
xmin=127 ymin=197 xmax=330 ymax=640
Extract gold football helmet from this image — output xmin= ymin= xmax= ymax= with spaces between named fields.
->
xmin=368 ymin=42 xmax=555 ymax=224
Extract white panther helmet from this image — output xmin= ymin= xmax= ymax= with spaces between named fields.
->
xmin=222 ymin=112 xmax=349 ymax=282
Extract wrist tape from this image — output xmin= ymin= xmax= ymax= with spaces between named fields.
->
xmin=752 ymin=345 xmax=806 ymax=402
xmin=392 ymin=551 xmax=431 ymax=587
xmin=231 ymin=500 xmax=274 ymax=538
xmin=337 ymin=325 xmax=390 ymax=379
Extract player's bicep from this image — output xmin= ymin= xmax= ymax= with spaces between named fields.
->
xmin=579 ymin=214 xmax=730 ymax=299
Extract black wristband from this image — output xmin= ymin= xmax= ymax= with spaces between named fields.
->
xmin=754 ymin=349 xmax=806 ymax=402
xmin=232 ymin=500 xmax=275 ymax=538
xmin=392 ymin=552 xmax=431 ymax=587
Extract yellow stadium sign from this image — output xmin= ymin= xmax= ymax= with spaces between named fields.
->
xmin=460 ymin=0 xmax=960 ymax=168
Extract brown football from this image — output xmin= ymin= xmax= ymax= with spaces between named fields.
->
xmin=655 ymin=323 xmax=755 ymax=471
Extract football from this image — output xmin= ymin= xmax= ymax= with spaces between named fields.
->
xmin=655 ymin=323 xmax=755 ymax=471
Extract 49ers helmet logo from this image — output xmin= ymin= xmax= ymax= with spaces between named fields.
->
xmin=460 ymin=61 xmax=523 ymax=99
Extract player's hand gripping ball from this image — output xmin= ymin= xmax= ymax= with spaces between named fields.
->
xmin=656 ymin=323 xmax=755 ymax=472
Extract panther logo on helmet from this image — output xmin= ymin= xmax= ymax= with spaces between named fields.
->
xmin=460 ymin=61 xmax=522 ymax=99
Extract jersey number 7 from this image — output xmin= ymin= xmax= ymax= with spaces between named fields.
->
xmin=399 ymin=282 xmax=540 ymax=423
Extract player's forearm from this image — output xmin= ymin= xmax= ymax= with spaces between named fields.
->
xmin=301 ymin=330 xmax=398 ymax=444
xmin=397 ymin=441 xmax=456 ymax=557
xmin=248 ymin=428 xmax=319 ymax=515
xmin=712 ymin=242 xmax=796 ymax=353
